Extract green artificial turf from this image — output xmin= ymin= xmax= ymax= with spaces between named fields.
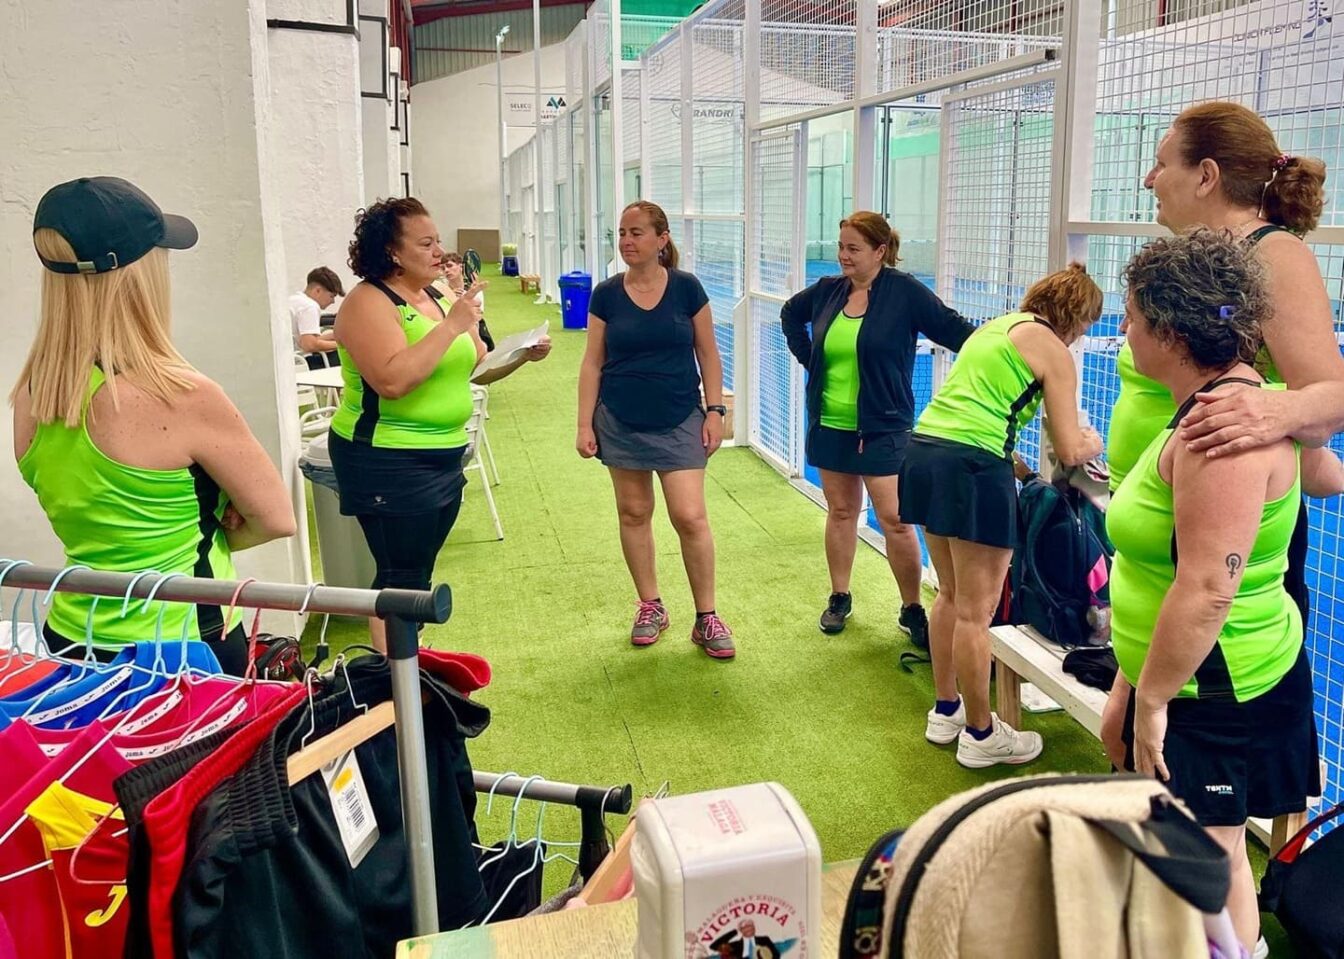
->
xmin=304 ymin=266 xmax=1295 ymax=952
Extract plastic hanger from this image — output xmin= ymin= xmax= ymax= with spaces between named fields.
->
xmin=1 ymin=565 xmax=87 ymax=688
xmin=300 ymin=581 xmax=333 ymax=672
xmin=0 ymin=560 xmax=33 ymax=667
xmin=476 ymin=776 xmax=551 ymax=925
xmin=298 ymin=668 xmax=322 ymax=751
xmin=10 ymin=566 xmax=131 ymax=716
xmin=0 ymin=560 xmax=44 ymax=678
xmin=139 ymin=574 xmax=286 ymax=741
xmin=35 ymin=572 xmax=186 ymax=726
xmin=64 ymin=580 xmax=289 ymax=886
xmin=91 ymin=575 xmax=194 ymax=722
xmin=0 ymin=607 xmax=200 ymax=879
xmin=476 ymin=774 xmax=541 ymax=874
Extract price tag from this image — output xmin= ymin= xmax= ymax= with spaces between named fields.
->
xmin=322 ymin=750 xmax=378 ymax=868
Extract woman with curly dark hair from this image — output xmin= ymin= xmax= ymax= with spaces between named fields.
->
xmin=330 ymin=197 xmax=485 ymax=650
xmin=1102 ymin=230 xmax=1342 ymax=954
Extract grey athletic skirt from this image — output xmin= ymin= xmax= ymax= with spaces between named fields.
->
xmin=594 ymin=403 xmax=708 ymax=472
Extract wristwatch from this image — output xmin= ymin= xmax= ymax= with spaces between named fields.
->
xmin=706 ymin=404 xmax=727 ymax=416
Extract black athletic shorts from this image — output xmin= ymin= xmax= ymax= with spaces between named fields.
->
xmin=1121 ymin=648 xmax=1321 ymax=827
xmin=327 ymin=431 xmax=466 ymax=516
xmin=898 ymin=435 xmax=1017 ymax=548
xmin=806 ymin=426 xmax=909 ymax=476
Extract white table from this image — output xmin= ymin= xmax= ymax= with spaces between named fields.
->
xmin=295 ymin=365 xmax=345 ymax=391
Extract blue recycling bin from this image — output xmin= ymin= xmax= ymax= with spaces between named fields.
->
xmin=559 ymin=271 xmax=593 ymax=331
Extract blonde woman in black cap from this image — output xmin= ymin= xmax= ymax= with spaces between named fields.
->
xmin=10 ymin=177 xmax=295 ymax=675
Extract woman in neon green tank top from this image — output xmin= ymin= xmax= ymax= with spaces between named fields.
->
xmin=1101 ymin=230 xmax=1343 ymax=953
xmin=10 ymin=177 xmax=296 ymax=675
xmin=329 ymin=198 xmax=495 ymax=652
xmin=899 ymin=265 xmax=1104 ymax=771
xmin=1110 ymin=102 xmax=1342 ymax=633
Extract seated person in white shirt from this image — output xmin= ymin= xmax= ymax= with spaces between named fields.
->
xmin=289 ymin=267 xmax=343 ymax=369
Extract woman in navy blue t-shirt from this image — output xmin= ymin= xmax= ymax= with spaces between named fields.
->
xmin=576 ymin=200 xmax=735 ymax=660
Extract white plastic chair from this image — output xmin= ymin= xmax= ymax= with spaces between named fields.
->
xmin=294 ymin=353 xmax=318 ymax=410
xmin=298 ymin=406 xmax=338 ymax=457
xmin=464 ymin=409 xmax=503 ymax=540
xmin=470 ymin=385 xmax=500 ymax=486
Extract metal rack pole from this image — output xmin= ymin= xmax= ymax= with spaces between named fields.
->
xmin=2 ymin=563 xmax=450 ymax=935
xmin=3 ymin=565 xmax=451 ymax=624
xmin=474 ymin=772 xmax=634 ymax=879
xmin=385 ymin=613 xmax=440 ymax=934
xmin=473 ymin=771 xmax=632 ymax=814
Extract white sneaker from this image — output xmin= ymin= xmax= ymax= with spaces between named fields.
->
xmin=925 ymin=701 xmax=966 ymax=744
xmin=1253 ymin=936 xmax=1269 ymax=959
xmin=956 ymin=715 xmax=1044 ymax=769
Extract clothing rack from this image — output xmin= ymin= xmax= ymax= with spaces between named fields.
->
xmin=473 ymin=772 xmax=633 ymax=880
xmin=2 ymin=564 xmax=450 ymax=936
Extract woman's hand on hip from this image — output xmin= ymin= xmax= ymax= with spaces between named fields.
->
xmin=576 ymin=425 xmax=598 ymax=458
xmin=445 ymin=282 xmax=486 ymax=336
xmin=1132 ymin=694 xmax=1171 ymax=783
xmin=702 ymin=411 xmax=723 ymax=456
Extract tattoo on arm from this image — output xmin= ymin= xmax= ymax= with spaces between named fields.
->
xmin=1225 ymin=554 xmax=1243 ymax=579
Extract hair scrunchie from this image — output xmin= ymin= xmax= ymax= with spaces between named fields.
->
xmin=1273 ymin=154 xmax=1293 ymax=172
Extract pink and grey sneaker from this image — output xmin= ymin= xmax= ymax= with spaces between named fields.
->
xmin=630 ymin=600 xmax=670 ymax=647
xmin=691 ymin=613 xmax=735 ymax=660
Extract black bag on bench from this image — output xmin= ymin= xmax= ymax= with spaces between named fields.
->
xmin=1011 ymin=474 xmax=1112 ymax=648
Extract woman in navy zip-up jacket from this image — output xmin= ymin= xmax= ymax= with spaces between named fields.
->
xmin=781 ymin=212 xmax=974 ymax=645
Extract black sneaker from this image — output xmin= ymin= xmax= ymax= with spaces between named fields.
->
xmin=900 ymin=603 xmax=929 ymax=650
xmin=819 ymin=592 xmax=852 ymax=634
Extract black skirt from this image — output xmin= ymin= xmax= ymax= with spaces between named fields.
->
xmin=898 ymin=435 xmax=1017 ymax=548
xmin=1121 ymin=649 xmax=1320 ymax=826
xmin=806 ymin=426 xmax=909 ymax=476
xmin=328 ymin=432 xmax=466 ymax=516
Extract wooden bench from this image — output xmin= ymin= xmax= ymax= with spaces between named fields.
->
xmin=519 ymin=273 xmax=541 ymax=295
xmin=990 ymin=623 xmax=1308 ymax=853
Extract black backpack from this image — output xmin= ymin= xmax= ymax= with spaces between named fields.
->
xmin=1010 ymin=474 xmax=1112 ymax=647
xmin=1259 ymin=803 xmax=1344 ymax=957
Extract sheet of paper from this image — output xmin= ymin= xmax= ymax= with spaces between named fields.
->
xmin=472 ymin=320 xmax=549 ymax=377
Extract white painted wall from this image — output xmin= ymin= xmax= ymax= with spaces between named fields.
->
xmin=410 ymin=43 xmax=568 ymax=249
xmin=0 ymin=0 xmax=307 ymax=629
xmin=267 ymin=27 xmax=365 ymax=298
xmin=360 ymin=0 xmax=404 ymax=204
xmin=363 ymin=95 xmax=402 ymax=204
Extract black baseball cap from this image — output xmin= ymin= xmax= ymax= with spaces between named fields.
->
xmin=33 ymin=176 xmax=198 ymax=275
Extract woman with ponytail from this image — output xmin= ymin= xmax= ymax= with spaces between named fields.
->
xmin=576 ymin=200 xmax=735 ymax=659
xmin=781 ymin=211 xmax=974 ymax=647
xmin=1108 ymin=101 xmax=1344 ymax=629
xmin=902 ymin=264 xmax=1104 ymax=769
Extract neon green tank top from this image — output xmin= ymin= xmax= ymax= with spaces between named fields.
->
xmin=819 ymin=312 xmax=863 ymax=430
xmin=330 ymin=284 xmax=477 ymax=448
xmin=914 ymin=312 xmax=1044 ymax=458
xmin=1106 ymin=383 xmax=1301 ymax=701
xmin=17 ymin=368 xmax=238 ymax=648
xmin=1108 ymin=342 xmax=1176 ymax=492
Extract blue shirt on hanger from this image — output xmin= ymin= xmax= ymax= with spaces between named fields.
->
xmin=0 ymin=641 xmax=221 ymax=728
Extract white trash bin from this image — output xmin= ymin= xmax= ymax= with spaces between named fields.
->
xmin=300 ymin=432 xmax=377 ymax=592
